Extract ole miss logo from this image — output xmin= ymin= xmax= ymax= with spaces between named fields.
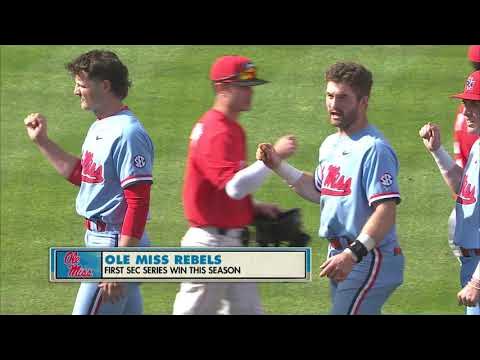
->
xmin=457 ymin=175 xmax=477 ymax=205
xmin=63 ymin=251 xmax=93 ymax=278
xmin=321 ymin=165 xmax=352 ymax=196
xmin=81 ymin=151 xmax=104 ymax=183
xmin=466 ymin=77 xmax=475 ymax=91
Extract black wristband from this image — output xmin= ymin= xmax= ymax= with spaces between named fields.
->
xmin=348 ymin=240 xmax=369 ymax=263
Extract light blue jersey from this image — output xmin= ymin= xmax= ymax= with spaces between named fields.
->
xmin=72 ymin=108 xmax=153 ymax=315
xmin=314 ymin=124 xmax=401 ymax=251
xmin=314 ymin=124 xmax=403 ymax=314
xmin=76 ymin=109 xmax=154 ymax=225
xmin=454 ymin=138 xmax=480 ymax=249
xmin=454 ymin=139 xmax=480 ymax=315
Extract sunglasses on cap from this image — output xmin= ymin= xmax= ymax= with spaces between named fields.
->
xmin=215 ymin=66 xmax=257 ymax=82
xmin=213 ymin=62 xmax=268 ymax=86
xmin=237 ymin=66 xmax=257 ymax=81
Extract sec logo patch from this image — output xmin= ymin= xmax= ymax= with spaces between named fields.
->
xmin=134 ymin=155 xmax=146 ymax=168
xmin=380 ymin=173 xmax=393 ymax=187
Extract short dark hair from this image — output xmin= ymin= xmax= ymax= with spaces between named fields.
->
xmin=325 ymin=62 xmax=373 ymax=99
xmin=472 ymin=61 xmax=480 ymax=71
xmin=66 ymin=50 xmax=131 ymax=100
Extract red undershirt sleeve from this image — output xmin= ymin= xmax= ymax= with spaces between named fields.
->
xmin=67 ymin=159 xmax=82 ymax=187
xmin=121 ymin=181 xmax=151 ymax=239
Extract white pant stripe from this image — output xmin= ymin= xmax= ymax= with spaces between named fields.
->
xmin=89 ymin=288 xmax=103 ymax=315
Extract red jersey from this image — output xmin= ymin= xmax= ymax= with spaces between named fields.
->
xmin=453 ymin=103 xmax=480 ymax=168
xmin=183 ymin=109 xmax=254 ymax=228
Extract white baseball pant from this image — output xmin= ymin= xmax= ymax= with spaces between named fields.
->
xmin=172 ymin=227 xmax=263 ymax=315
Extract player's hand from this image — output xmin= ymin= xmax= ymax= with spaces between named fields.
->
xmin=457 ymin=282 xmax=480 ymax=307
xmin=24 ymin=113 xmax=48 ymax=144
xmin=98 ymin=282 xmax=126 ymax=304
xmin=254 ymin=202 xmax=282 ymax=219
xmin=273 ymin=135 xmax=297 ymax=160
xmin=256 ymin=143 xmax=282 ymax=169
xmin=319 ymin=252 xmax=356 ymax=282
xmin=419 ymin=122 xmax=441 ymax=152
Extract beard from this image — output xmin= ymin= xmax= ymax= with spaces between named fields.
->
xmin=329 ymin=107 xmax=358 ymax=131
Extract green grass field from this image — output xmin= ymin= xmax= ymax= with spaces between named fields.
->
xmin=0 ymin=45 xmax=471 ymax=314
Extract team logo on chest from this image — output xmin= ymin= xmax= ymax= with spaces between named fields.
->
xmin=134 ymin=155 xmax=146 ymax=168
xmin=321 ymin=165 xmax=352 ymax=196
xmin=81 ymin=151 xmax=104 ymax=184
xmin=457 ymin=174 xmax=477 ymax=205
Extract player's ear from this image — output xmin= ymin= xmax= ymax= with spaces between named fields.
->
xmin=101 ymin=79 xmax=112 ymax=93
xmin=214 ymin=82 xmax=231 ymax=97
xmin=212 ymin=82 xmax=222 ymax=94
xmin=360 ymin=95 xmax=369 ymax=111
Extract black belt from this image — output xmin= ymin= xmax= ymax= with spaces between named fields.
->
xmin=202 ymin=227 xmax=250 ymax=245
xmin=460 ymin=247 xmax=480 ymax=257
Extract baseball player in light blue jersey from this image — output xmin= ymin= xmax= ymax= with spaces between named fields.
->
xmin=257 ymin=62 xmax=404 ymax=314
xmin=24 ymin=50 xmax=154 ymax=315
xmin=420 ymin=70 xmax=480 ymax=315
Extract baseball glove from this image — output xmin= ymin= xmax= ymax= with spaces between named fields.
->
xmin=251 ymin=208 xmax=311 ymax=247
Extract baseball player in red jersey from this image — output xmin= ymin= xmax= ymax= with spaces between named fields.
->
xmin=173 ymin=55 xmax=297 ymax=315
xmin=448 ymin=45 xmax=480 ymax=257
xmin=453 ymin=103 xmax=479 ymax=168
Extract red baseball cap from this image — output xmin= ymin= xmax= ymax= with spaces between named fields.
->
xmin=450 ymin=70 xmax=480 ymax=101
xmin=468 ymin=45 xmax=480 ymax=62
xmin=210 ymin=55 xmax=268 ymax=86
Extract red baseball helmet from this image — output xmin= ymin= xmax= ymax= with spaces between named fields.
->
xmin=468 ymin=45 xmax=480 ymax=62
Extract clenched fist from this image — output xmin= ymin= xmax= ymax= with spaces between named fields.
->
xmin=24 ymin=113 xmax=48 ymax=144
xmin=256 ymin=143 xmax=281 ymax=169
xmin=419 ymin=122 xmax=441 ymax=152
xmin=273 ymin=135 xmax=297 ymax=160
xmin=256 ymin=135 xmax=297 ymax=170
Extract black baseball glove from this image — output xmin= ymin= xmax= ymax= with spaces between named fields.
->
xmin=251 ymin=208 xmax=311 ymax=247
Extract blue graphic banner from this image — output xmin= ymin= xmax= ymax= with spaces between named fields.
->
xmin=49 ymin=247 xmax=312 ymax=283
